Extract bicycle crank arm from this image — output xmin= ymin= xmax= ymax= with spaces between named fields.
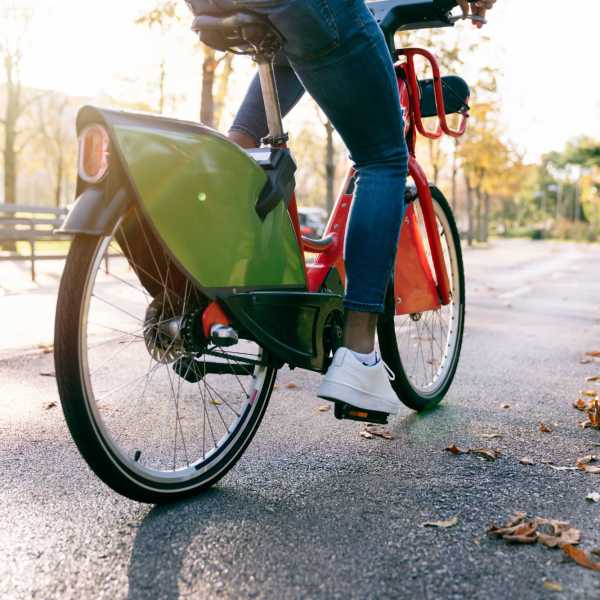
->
xmin=173 ymin=356 xmax=254 ymax=384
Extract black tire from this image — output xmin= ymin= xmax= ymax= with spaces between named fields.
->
xmin=378 ymin=186 xmax=465 ymax=412
xmin=55 ymin=233 xmax=277 ymax=504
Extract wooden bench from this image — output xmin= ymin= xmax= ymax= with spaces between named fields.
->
xmin=0 ymin=203 xmax=70 ymax=282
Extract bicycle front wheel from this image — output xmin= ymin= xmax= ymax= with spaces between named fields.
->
xmin=54 ymin=209 xmax=277 ymax=504
xmin=378 ymin=186 xmax=465 ymax=412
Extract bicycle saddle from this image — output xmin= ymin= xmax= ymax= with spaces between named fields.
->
xmin=187 ymin=0 xmax=282 ymax=53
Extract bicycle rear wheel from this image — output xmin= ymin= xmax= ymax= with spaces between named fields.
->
xmin=378 ymin=186 xmax=465 ymax=411
xmin=54 ymin=207 xmax=277 ymax=503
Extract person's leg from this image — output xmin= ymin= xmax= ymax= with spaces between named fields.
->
xmin=229 ymin=0 xmax=408 ymax=413
xmin=265 ymin=0 xmax=408 ymax=352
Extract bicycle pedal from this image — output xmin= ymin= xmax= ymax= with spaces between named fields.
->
xmin=333 ymin=402 xmax=389 ymax=425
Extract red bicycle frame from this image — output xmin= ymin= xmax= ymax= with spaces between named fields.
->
xmin=300 ymin=47 xmax=466 ymax=313
xmin=203 ymin=47 xmax=465 ymax=336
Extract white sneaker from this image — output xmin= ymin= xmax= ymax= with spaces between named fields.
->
xmin=318 ymin=347 xmax=401 ymax=415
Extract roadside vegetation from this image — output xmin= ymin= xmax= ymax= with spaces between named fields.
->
xmin=1 ymin=1 xmax=598 ymax=250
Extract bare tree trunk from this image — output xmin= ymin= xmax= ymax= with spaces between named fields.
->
xmin=2 ymin=52 xmax=21 ymax=251
xmin=483 ymin=192 xmax=490 ymax=243
xmin=475 ymin=188 xmax=483 ymax=243
xmin=200 ymin=47 xmax=217 ymax=127
xmin=451 ymin=139 xmax=459 ymax=211
xmin=465 ymin=173 xmax=474 ymax=247
xmin=325 ymin=120 xmax=335 ymax=215
xmin=214 ymin=53 xmax=234 ymax=129
xmin=54 ymin=155 xmax=64 ymax=207
xmin=428 ymin=138 xmax=441 ymax=187
xmin=158 ymin=59 xmax=167 ymax=114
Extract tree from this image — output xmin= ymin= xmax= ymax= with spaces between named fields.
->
xmin=0 ymin=2 xmax=38 ymax=208
xmin=35 ymin=93 xmax=77 ymax=207
xmin=135 ymin=1 xmax=182 ymax=114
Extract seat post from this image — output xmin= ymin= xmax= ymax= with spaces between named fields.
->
xmin=256 ymin=55 xmax=287 ymax=146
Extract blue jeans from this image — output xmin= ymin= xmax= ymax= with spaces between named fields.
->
xmin=230 ymin=0 xmax=408 ymax=313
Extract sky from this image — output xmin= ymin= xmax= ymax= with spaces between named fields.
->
xmin=4 ymin=0 xmax=600 ymax=161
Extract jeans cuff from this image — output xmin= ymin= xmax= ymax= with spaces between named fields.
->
xmin=343 ymin=298 xmax=385 ymax=314
xmin=228 ymin=124 xmax=262 ymax=146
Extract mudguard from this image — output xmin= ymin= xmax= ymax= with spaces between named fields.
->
xmin=69 ymin=106 xmax=306 ymax=297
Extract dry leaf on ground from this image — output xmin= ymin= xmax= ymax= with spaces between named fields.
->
xmin=543 ymin=582 xmax=563 ymax=592
xmin=45 ymin=401 xmax=57 ymax=410
xmin=591 ymin=548 xmax=600 ymax=557
xmin=548 ymin=464 xmax=578 ymax=471
xmin=318 ymin=404 xmax=331 ymax=412
xmin=586 ymin=351 xmax=600 ymax=358
xmin=488 ymin=514 xmax=581 ymax=549
xmin=582 ymin=390 xmax=600 ymax=398
xmin=445 ymin=445 xmax=500 ymax=461
xmin=422 ymin=516 xmax=458 ymax=529
xmin=586 ymin=399 xmax=600 ymax=429
xmin=364 ymin=425 xmax=394 ymax=440
xmin=574 ymin=398 xmax=587 ymax=411
xmin=39 ymin=372 xmax=55 ymax=378
xmin=586 ymin=376 xmax=600 ymax=383
xmin=585 ymin=492 xmax=600 ymax=503
xmin=539 ymin=422 xmax=554 ymax=433
xmin=563 ymin=544 xmax=600 ymax=572
xmin=285 ymin=383 xmax=299 ymax=390
xmin=520 ymin=457 xmax=536 ymax=465
xmin=480 ymin=433 xmax=503 ymax=439
xmin=209 ymin=399 xmax=222 ymax=406
xmin=360 ymin=431 xmax=373 ymax=440
xmin=576 ymin=455 xmax=600 ymax=474
xmin=501 ymin=403 xmax=511 ymax=409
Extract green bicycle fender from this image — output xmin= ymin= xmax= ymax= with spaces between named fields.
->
xmin=76 ymin=106 xmax=307 ymax=294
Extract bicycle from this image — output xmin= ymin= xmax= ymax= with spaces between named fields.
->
xmin=54 ymin=0 xmax=470 ymax=503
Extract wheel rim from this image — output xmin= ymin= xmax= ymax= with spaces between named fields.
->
xmin=391 ymin=198 xmax=462 ymax=397
xmin=77 ymin=209 xmax=272 ymax=488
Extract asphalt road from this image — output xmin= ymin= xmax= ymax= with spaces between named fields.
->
xmin=2 ymin=239 xmax=600 ymax=600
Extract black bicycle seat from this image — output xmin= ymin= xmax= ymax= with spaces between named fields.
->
xmin=189 ymin=2 xmax=282 ymax=54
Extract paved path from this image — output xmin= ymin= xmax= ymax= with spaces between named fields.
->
xmin=1 ymin=239 xmax=600 ymax=599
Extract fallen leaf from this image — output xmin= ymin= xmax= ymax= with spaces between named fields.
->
xmin=582 ymin=390 xmax=599 ymax=398
xmin=581 ymin=359 xmax=593 ymax=365
xmin=318 ymin=404 xmax=331 ymax=412
xmin=585 ymin=492 xmax=600 ymax=503
xmin=445 ymin=445 xmax=500 ymax=461
xmin=39 ymin=372 xmax=55 ymax=378
xmin=586 ymin=351 xmax=600 ymax=358
xmin=360 ymin=431 xmax=374 ymax=440
xmin=539 ymin=422 xmax=553 ymax=433
xmin=591 ymin=548 xmax=600 ymax=557
xmin=422 ymin=516 xmax=458 ymax=528
xmin=209 ymin=399 xmax=223 ymax=406
xmin=563 ymin=544 xmax=600 ymax=572
xmin=45 ymin=401 xmax=57 ymax=410
xmin=576 ymin=455 xmax=600 ymax=473
xmin=480 ymin=433 xmax=503 ymax=439
xmin=286 ymin=383 xmax=298 ymax=390
xmin=520 ymin=457 xmax=536 ymax=465
xmin=543 ymin=582 xmax=563 ymax=592
xmin=501 ymin=403 xmax=511 ymax=409
xmin=586 ymin=376 xmax=600 ymax=383
xmin=548 ymin=465 xmax=579 ymax=471
xmin=470 ymin=448 xmax=501 ymax=461
xmin=574 ymin=398 xmax=587 ymax=411
xmin=364 ymin=425 xmax=394 ymax=440
xmin=576 ymin=454 xmax=597 ymax=465
xmin=587 ymin=399 xmax=600 ymax=429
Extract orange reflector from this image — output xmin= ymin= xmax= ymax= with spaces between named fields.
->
xmin=78 ymin=124 xmax=110 ymax=184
